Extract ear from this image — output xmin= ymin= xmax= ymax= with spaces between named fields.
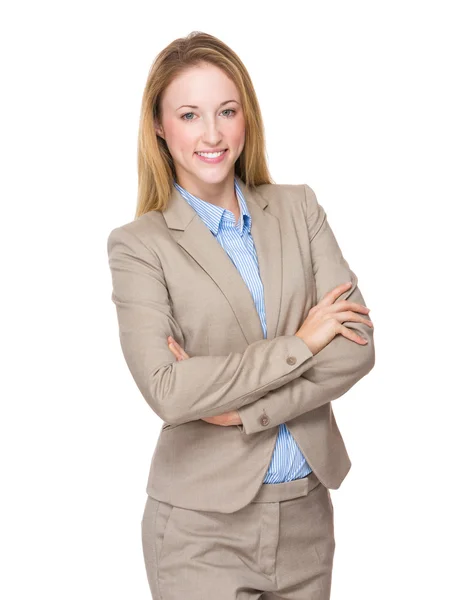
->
xmin=154 ymin=119 xmax=165 ymax=139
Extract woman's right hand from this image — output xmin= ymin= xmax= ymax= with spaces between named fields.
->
xmin=296 ymin=281 xmax=373 ymax=355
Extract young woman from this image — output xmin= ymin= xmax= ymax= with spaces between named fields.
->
xmin=107 ymin=31 xmax=375 ymax=600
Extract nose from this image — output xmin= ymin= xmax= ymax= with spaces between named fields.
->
xmin=201 ymin=119 xmax=223 ymax=146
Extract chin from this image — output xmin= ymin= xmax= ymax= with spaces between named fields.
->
xmin=198 ymin=171 xmax=233 ymax=184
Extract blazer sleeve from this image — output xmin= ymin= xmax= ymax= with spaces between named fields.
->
xmin=236 ymin=183 xmax=375 ymax=434
xmin=107 ymin=225 xmax=317 ymax=426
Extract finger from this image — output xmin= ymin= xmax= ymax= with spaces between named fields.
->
xmin=328 ymin=301 xmax=370 ymax=314
xmin=168 ymin=342 xmax=183 ymax=360
xmin=172 ymin=342 xmax=190 ymax=360
xmin=319 ymin=281 xmax=353 ymax=308
xmin=168 ymin=337 xmax=181 ymax=350
xmin=168 ymin=342 xmax=179 ymax=355
xmin=338 ymin=324 xmax=369 ymax=344
xmin=168 ymin=336 xmax=182 ymax=352
xmin=333 ymin=311 xmax=373 ymax=327
xmin=168 ymin=338 xmax=190 ymax=359
xmin=201 ymin=416 xmax=220 ymax=424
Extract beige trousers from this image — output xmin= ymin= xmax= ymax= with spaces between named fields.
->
xmin=141 ymin=472 xmax=335 ymax=599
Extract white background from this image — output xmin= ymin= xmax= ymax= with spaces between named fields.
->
xmin=1 ymin=1 xmax=452 ymax=598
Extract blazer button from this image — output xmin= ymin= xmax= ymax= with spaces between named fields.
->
xmin=286 ymin=356 xmax=297 ymax=365
xmin=260 ymin=414 xmax=270 ymax=426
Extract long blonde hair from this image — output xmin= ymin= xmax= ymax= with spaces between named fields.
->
xmin=135 ymin=31 xmax=275 ymax=218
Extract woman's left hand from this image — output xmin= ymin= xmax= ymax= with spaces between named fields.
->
xmin=167 ymin=336 xmax=242 ymax=427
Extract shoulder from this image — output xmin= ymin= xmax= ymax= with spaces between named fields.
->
xmin=107 ymin=210 xmax=165 ymax=258
xmin=255 ymin=182 xmax=318 ymax=210
xmin=254 ymin=182 xmax=325 ymax=239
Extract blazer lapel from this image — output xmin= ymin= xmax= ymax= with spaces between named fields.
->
xmin=161 ymin=178 xmax=283 ymax=344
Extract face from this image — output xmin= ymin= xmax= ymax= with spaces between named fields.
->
xmin=154 ymin=62 xmax=246 ymax=191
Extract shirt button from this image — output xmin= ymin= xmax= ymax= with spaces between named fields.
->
xmin=286 ymin=356 xmax=297 ymax=365
xmin=260 ymin=415 xmax=270 ymax=426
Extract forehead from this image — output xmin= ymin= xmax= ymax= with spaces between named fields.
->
xmin=161 ymin=63 xmax=240 ymax=108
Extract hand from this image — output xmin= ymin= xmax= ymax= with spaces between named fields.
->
xmin=295 ymin=281 xmax=374 ymax=355
xmin=167 ymin=336 xmax=242 ymax=426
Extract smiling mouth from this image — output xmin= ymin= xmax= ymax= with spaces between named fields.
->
xmin=195 ymin=149 xmax=227 ymax=156
xmin=194 ymin=149 xmax=229 ymax=164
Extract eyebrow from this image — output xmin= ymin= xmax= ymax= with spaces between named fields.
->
xmin=176 ymin=100 xmax=240 ymax=111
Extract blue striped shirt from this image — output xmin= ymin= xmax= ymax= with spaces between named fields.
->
xmin=173 ymin=176 xmax=312 ymax=483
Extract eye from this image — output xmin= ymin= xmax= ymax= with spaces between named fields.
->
xmin=181 ymin=108 xmax=237 ymax=121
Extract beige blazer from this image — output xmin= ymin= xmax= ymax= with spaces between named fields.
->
xmin=107 ymin=179 xmax=375 ymax=513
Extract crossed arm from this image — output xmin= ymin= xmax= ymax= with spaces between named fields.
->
xmin=108 ymin=202 xmax=317 ymax=426
xmin=169 ymin=184 xmax=375 ymax=433
xmin=108 ymin=183 xmax=374 ymax=430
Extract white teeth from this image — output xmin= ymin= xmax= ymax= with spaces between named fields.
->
xmin=196 ymin=150 xmax=226 ymax=158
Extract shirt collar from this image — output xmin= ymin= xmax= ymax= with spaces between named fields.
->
xmin=173 ymin=176 xmax=252 ymax=236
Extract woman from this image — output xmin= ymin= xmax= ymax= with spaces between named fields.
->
xmin=107 ymin=31 xmax=375 ymax=600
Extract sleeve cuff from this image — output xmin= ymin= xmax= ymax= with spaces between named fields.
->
xmin=236 ymin=335 xmax=315 ymax=435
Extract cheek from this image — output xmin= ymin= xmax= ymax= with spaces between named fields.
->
xmin=165 ymin=122 xmax=195 ymax=153
xmin=230 ymin=116 xmax=246 ymax=147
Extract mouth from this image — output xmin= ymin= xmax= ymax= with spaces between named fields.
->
xmin=194 ymin=149 xmax=228 ymax=164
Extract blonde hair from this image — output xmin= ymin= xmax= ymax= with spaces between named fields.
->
xmin=135 ymin=31 xmax=275 ymax=218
